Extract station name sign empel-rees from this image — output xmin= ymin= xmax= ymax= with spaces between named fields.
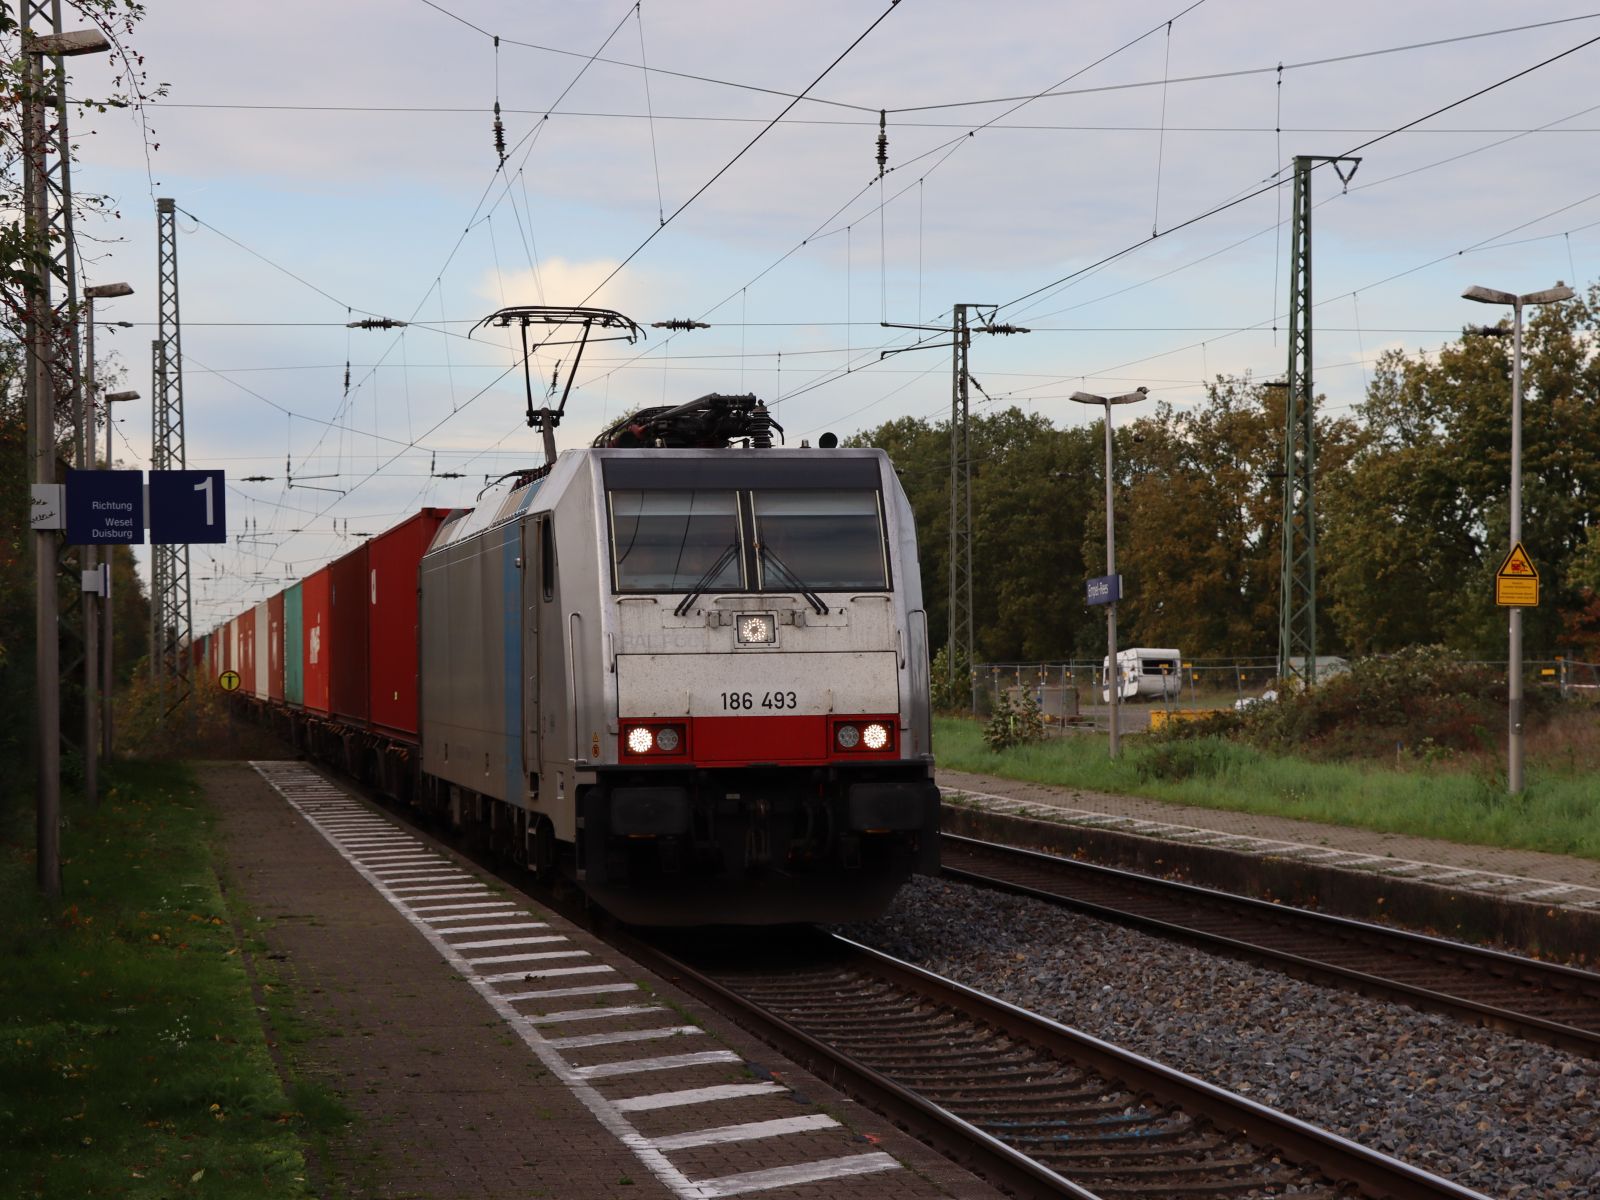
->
xmin=1086 ymin=573 xmax=1122 ymax=605
xmin=53 ymin=468 xmax=227 ymax=546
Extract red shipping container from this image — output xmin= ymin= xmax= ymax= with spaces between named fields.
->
xmin=367 ymin=508 xmax=450 ymax=740
xmin=267 ymin=592 xmax=286 ymax=703
xmin=327 ymin=542 xmax=370 ymax=725
xmin=301 ymin=568 xmax=332 ymax=715
xmin=239 ymin=612 xmax=256 ymax=697
xmin=222 ymin=620 xmax=232 ymax=673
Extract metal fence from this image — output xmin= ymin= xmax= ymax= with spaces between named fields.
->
xmin=977 ymin=657 xmax=1281 ymax=708
xmin=975 ymin=656 xmax=1600 ymax=712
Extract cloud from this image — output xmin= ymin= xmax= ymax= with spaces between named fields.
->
xmin=473 ymin=257 xmax=663 ymax=322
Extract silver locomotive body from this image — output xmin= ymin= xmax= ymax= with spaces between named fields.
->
xmin=419 ymin=446 xmax=939 ymax=925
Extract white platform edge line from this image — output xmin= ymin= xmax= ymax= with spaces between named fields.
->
xmin=692 ymin=1152 xmax=900 ymax=1197
xmin=649 ymin=1113 xmax=838 ymax=1151
xmin=545 ymin=1025 xmax=703 ymax=1050
xmin=612 ymin=1082 xmax=788 ymax=1113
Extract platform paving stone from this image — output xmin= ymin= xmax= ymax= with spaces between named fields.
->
xmin=203 ymin=761 xmax=998 ymax=1200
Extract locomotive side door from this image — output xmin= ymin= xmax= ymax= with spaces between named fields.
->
xmin=535 ymin=511 xmax=570 ymax=835
xmin=521 ymin=515 xmax=540 ymax=788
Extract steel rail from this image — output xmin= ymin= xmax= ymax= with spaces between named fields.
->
xmin=610 ymin=927 xmax=1098 ymax=1200
xmin=628 ymin=928 xmax=1492 ymax=1200
xmin=942 ymin=833 xmax=1600 ymax=1058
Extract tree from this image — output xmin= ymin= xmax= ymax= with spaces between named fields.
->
xmin=852 ymin=408 xmax=1101 ymax=663
xmin=1320 ymin=289 xmax=1600 ymax=657
xmin=2 ymin=3 xmax=161 ymax=343
xmin=1102 ymin=377 xmax=1356 ymax=660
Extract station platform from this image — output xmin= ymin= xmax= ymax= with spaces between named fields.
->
xmin=937 ymin=768 xmax=1600 ymax=963
xmin=206 ymin=761 xmax=999 ymax=1200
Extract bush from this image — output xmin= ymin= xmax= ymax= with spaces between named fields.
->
xmin=115 ymin=671 xmax=284 ymax=760
xmin=983 ymin=688 xmax=1045 ymax=751
xmin=930 ymin=644 xmax=972 ymax=714
xmin=1137 ymin=737 xmax=1236 ymax=782
xmin=1158 ymin=646 xmax=1557 ymax=763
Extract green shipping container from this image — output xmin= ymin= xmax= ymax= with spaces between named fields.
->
xmin=284 ymin=582 xmax=304 ymax=706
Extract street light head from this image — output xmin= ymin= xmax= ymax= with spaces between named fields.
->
xmin=1463 ymin=285 xmax=1517 ymax=306
xmin=1523 ymin=282 xmax=1575 ymax=306
xmin=85 ymin=282 xmax=134 ymax=300
xmin=25 ymin=29 xmax=111 ymax=56
xmin=105 ymin=390 xmax=140 ymax=403
xmin=1107 ymin=386 xmax=1149 ymax=405
xmin=1068 ymin=391 xmax=1105 ymax=406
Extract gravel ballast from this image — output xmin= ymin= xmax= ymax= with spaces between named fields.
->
xmin=840 ymin=877 xmax=1598 ymax=1200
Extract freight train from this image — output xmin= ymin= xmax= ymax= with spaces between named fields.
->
xmin=204 ymin=391 xmax=940 ymax=925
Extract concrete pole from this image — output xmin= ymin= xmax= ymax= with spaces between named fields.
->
xmin=102 ymin=393 xmax=115 ymax=759
xmin=1508 ymin=301 xmax=1524 ymax=794
xmin=23 ymin=44 xmax=60 ymax=896
xmin=1104 ymin=402 xmax=1120 ymax=760
xmin=82 ymin=297 xmax=98 ymax=807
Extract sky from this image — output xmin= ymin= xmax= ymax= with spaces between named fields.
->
xmin=53 ymin=0 xmax=1600 ymax=628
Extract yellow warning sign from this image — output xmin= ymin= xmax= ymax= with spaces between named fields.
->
xmin=1495 ymin=541 xmax=1539 ymax=607
xmin=219 ymin=669 xmax=241 ymax=692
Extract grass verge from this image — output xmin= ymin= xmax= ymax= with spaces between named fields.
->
xmin=0 ymin=762 xmax=327 ymax=1199
xmin=934 ymin=716 xmax=1600 ymax=861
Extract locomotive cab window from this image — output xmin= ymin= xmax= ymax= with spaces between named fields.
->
xmin=752 ymin=490 xmax=888 ymax=592
xmin=610 ymin=489 xmax=744 ymax=593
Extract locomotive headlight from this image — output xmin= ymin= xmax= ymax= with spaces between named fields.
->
xmin=625 ymin=726 xmax=655 ymax=755
xmin=654 ymin=726 xmax=680 ymax=753
xmin=862 ymin=722 xmax=890 ymax=751
xmin=736 ymin=613 xmax=776 ymax=644
xmin=835 ymin=723 xmax=860 ymax=750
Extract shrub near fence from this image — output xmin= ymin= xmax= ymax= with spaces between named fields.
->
xmin=1151 ymin=646 xmax=1576 ymax=762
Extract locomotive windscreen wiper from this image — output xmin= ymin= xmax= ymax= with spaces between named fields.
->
xmin=673 ymin=542 xmax=740 ymax=617
xmin=758 ymin=543 xmax=829 ymax=615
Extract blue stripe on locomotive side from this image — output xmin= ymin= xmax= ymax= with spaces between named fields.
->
xmin=502 ymin=521 xmax=523 ymax=806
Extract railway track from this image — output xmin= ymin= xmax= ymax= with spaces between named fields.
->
xmin=942 ymin=833 xmax=1600 ymax=1058
xmin=630 ymin=927 xmax=1491 ymax=1200
xmin=311 ymin=765 xmax=1494 ymax=1199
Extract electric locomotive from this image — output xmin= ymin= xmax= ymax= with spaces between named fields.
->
xmin=417 ymin=391 xmax=940 ymax=924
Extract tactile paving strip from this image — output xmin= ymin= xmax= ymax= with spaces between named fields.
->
xmin=252 ymin=761 xmax=902 ymax=1199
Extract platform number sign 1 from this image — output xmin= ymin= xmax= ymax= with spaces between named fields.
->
xmin=149 ymin=469 xmax=228 ymax=545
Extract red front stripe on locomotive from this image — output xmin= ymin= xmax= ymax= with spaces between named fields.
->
xmin=619 ymin=715 xmax=898 ymax=765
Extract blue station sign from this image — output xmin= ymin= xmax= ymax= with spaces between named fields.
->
xmin=64 ymin=468 xmax=144 ymax=545
xmin=1086 ymin=573 xmax=1122 ymax=606
xmin=149 ymin=469 xmax=227 ymax=545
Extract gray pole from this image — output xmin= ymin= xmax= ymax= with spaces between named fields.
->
xmin=23 ymin=38 xmax=60 ymax=896
xmin=1463 ymin=281 xmax=1571 ymax=793
xmin=1104 ymin=401 xmax=1120 ymax=760
xmin=82 ymin=298 xmax=98 ymax=806
xmin=103 ymin=381 xmax=115 ymax=759
xmin=1508 ymin=301 xmax=1524 ymax=794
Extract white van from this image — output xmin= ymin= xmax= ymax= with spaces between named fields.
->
xmin=1101 ymin=647 xmax=1182 ymax=702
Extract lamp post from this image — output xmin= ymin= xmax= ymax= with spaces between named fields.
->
xmin=102 ymin=386 xmax=140 ymax=760
xmin=1069 ymin=386 xmax=1149 ymax=759
xmin=81 ymin=283 xmax=133 ymax=806
xmin=1462 ymin=280 xmax=1574 ymax=794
